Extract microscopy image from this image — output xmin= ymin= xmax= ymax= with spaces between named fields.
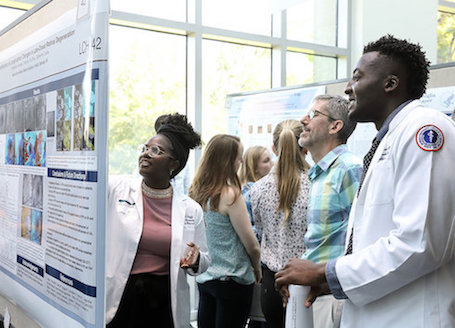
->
xmin=20 ymin=206 xmax=32 ymax=240
xmin=0 ymin=105 xmax=6 ymax=134
xmin=82 ymin=81 xmax=96 ymax=151
xmin=6 ymin=134 xmax=16 ymax=164
xmin=13 ymin=101 xmax=24 ymax=133
xmin=47 ymin=111 xmax=55 ymax=137
xmin=31 ymin=209 xmax=43 ymax=245
xmin=23 ymin=131 xmax=36 ymax=166
xmin=15 ymin=133 xmax=24 ymax=165
xmin=34 ymin=95 xmax=46 ymax=131
xmin=56 ymin=90 xmax=65 ymax=151
xmin=5 ymin=103 xmax=14 ymax=134
xmin=22 ymin=174 xmax=33 ymax=207
xmin=73 ymin=84 xmax=84 ymax=151
xmin=32 ymin=174 xmax=43 ymax=210
xmin=34 ymin=131 xmax=46 ymax=167
xmin=23 ymin=98 xmax=35 ymax=132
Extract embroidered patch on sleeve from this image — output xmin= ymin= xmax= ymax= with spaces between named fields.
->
xmin=416 ymin=125 xmax=444 ymax=151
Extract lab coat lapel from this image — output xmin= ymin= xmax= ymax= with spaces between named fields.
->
xmin=132 ymin=179 xmax=144 ymax=224
xmin=170 ymin=193 xmax=186 ymax=323
xmin=356 ymin=100 xmax=421 ymax=203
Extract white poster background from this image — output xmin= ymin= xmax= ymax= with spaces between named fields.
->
xmin=0 ymin=0 xmax=109 ymax=327
xmin=420 ymin=86 xmax=455 ymax=114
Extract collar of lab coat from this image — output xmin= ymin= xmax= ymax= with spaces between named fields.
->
xmin=355 ymin=99 xmax=421 ymax=203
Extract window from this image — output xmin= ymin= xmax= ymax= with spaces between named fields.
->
xmin=287 ymin=51 xmax=337 ymax=86
xmin=202 ymin=40 xmax=271 ymax=143
xmin=109 ymin=26 xmax=186 ymax=175
xmin=287 ymin=0 xmax=338 ymax=46
xmin=437 ymin=10 xmax=455 ymax=63
xmin=202 ymin=0 xmax=272 ymax=36
xmin=110 ymin=0 xmax=186 ymax=22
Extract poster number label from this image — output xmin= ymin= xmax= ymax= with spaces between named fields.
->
xmin=79 ymin=37 xmax=102 ymax=55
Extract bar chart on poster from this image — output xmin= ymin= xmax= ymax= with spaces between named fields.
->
xmin=0 ymin=0 xmax=109 ymax=327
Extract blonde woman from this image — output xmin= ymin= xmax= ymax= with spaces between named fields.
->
xmin=189 ymin=134 xmax=261 ymax=328
xmin=250 ymin=120 xmax=310 ymax=328
xmin=239 ymin=146 xmax=273 ymax=237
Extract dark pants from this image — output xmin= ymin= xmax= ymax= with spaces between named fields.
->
xmin=261 ymin=265 xmax=285 ymax=328
xmin=107 ymin=273 xmax=174 ymax=328
xmin=197 ymin=279 xmax=254 ymax=328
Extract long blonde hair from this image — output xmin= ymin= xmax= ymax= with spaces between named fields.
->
xmin=189 ymin=134 xmax=242 ymax=211
xmin=273 ymin=120 xmax=309 ymax=223
xmin=239 ymin=145 xmax=268 ymax=185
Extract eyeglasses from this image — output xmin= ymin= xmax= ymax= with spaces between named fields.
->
xmin=138 ymin=144 xmax=171 ymax=158
xmin=307 ymin=109 xmax=337 ymax=121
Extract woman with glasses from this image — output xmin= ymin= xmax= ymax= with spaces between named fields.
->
xmin=250 ymin=120 xmax=310 ymax=328
xmin=106 ymin=113 xmax=210 ymax=328
xmin=189 ymin=134 xmax=261 ymax=328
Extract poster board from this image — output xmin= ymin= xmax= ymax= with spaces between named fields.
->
xmin=226 ymin=86 xmax=325 ymax=152
xmin=226 ymin=85 xmax=376 ymax=163
xmin=227 ymin=71 xmax=455 ymax=163
xmin=0 ymin=0 xmax=108 ymax=327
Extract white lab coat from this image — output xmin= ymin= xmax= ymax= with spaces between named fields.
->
xmin=105 ymin=177 xmax=210 ymax=327
xmin=337 ymin=100 xmax=455 ymax=327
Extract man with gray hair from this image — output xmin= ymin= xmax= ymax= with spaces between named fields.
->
xmin=284 ymin=94 xmax=362 ymax=328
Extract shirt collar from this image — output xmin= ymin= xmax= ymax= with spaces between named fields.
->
xmin=308 ymin=144 xmax=348 ymax=181
xmin=376 ymin=99 xmax=413 ymax=142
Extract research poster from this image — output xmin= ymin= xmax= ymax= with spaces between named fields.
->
xmin=226 ymin=86 xmax=326 ymax=151
xmin=421 ymin=85 xmax=455 ymax=115
xmin=226 ymin=86 xmax=377 ymax=162
xmin=0 ymin=0 xmax=108 ymax=327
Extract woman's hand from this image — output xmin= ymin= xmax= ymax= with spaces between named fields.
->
xmin=180 ymin=242 xmax=200 ymax=270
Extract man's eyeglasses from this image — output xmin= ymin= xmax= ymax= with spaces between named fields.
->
xmin=138 ymin=144 xmax=171 ymax=158
xmin=307 ymin=109 xmax=337 ymax=121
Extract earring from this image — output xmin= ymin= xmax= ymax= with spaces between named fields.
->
xmin=170 ymin=169 xmax=173 ymax=176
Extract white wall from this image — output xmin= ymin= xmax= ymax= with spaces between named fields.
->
xmin=350 ymin=0 xmax=438 ymax=69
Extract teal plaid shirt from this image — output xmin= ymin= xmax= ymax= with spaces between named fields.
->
xmin=302 ymin=145 xmax=362 ymax=263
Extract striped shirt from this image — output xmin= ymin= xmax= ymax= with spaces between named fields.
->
xmin=302 ymin=145 xmax=362 ymax=263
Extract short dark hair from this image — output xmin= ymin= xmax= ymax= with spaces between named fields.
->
xmin=363 ymin=34 xmax=430 ymax=99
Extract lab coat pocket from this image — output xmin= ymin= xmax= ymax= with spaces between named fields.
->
xmin=365 ymin=160 xmax=393 ymax=206
xmin=183 ymin=211 xmax=196 ymax=232
xmin=116 ymin=199 xmax=136 ymax=215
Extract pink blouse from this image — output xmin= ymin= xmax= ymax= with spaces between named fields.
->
xmin=131 ymin=194 xmax=172 ymax=275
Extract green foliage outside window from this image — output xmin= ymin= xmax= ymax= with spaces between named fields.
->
xmin=437 ymin=11 xmax=455 ymax=64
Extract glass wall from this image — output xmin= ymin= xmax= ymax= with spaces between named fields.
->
xmin=202 ymin=40 xmax=271 ymax=143
xmin=287 ymin=0 xmax=338 ymax=46
xmin=4 ymin=1 xmax=455 ymax=174
xmin=109 ymin=26 xmax=186 ymax=174
xmin=0 ymin=0 xmax=350 ymax=176
xmin=287 ymin=51 xmax=337 ymax=86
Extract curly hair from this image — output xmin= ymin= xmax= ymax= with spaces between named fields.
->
xmin=156 ymin=113 xmax=201 ymax=178
xmin=363 ymin=34 xmax=430 ymax=99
